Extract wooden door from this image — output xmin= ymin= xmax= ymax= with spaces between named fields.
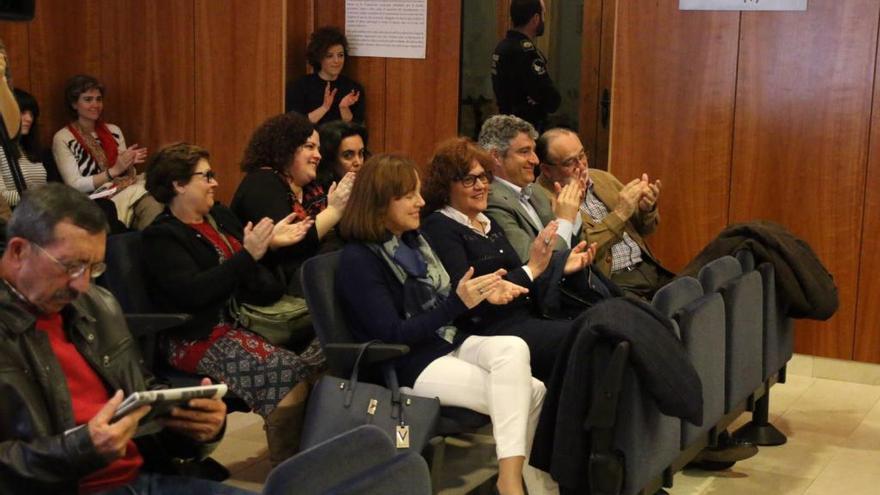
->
xmin=730 ymin=0 xmax=879 ymax=359
xmin=608 ymin=0 xmax=740 ymax=272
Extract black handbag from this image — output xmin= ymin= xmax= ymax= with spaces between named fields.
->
xmin=300 ymin=341 xmax=440 ymax=453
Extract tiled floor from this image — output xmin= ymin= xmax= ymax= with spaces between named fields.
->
xmin=217 ymin=357 xmax=880 ymax=494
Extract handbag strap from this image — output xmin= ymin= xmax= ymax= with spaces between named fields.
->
xmin=382 ymin=362 xmax=406 ymax=425
xmin=344 ymin=340 xmax=380 ymax=407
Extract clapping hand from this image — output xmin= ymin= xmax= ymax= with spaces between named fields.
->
xmin=638 ymin=173 xmax=661 ymax=211
xmin=552 ymin=180 xmax=583 ymax=222
xmin=339 ymin=89 xmax=360 ymax=109
xmin=242 ymin=217 xmax=275 ymax=261
xmin=327 ymin=171 xmax=356 ymax=212
xmin=564 ymin=241 xmax=597 ymax=275
xmin=484 ymin=279 xmax=529 ymax=305
xmin=119 ymin=144 xmax=148 ymax=166
xmin=526 ymin=221 xmax=558 ymax=278
xmin=322 ymin=82 xmax=338 ymax=111
xmin=270 ymin=212 xmax=314 ymax=249
xmin=456 ymin=267 xmax=506 ymax=309
xmin=614 ymin=178 xmax=645 ymax=220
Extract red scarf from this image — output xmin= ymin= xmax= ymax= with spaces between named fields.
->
xmin=67 ymin=121 xmax=119 ymax=169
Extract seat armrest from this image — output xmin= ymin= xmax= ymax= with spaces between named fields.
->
xmin=124 ymin=313 xmax=192 ymax=337
xmin=323 ymin=343 xmax=410 ymax=376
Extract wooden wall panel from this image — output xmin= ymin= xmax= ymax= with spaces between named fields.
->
xmin=730 ymin=1 xmax=879 ymax=359
xmin=286 ymin=0 xmax=314 ymax=82
xmin=384 ymin=1 xmax=461 ymax=169
xmin=578 ymin=0 xmax=604 ymax=169
xmin=314 ymin=0 xmax=345 ymax=29
xmin=346 ymin=55 xmax=386 ymax=154
xmin=0 ymin=21 xmax=30 ymax=91
xmin=496 ymin=0 xmax=511 ymax=41
xmin=29 ymin=0 xmax=103 ymax=151
xmin=100 ymin=0 xmax=195 ymax=169
xmin=609 ymin=0 xmax=739 ymax=271
xmin=855 ymin=31 xmax=880 ymax=363
xmin=855 ymin=41 xmax=880 ymax=363
xmin=195 ymin=0 xmax=286 ymax=203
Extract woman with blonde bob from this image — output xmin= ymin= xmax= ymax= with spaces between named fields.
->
xmin=337 ymin=154 xmax=557 ymax=495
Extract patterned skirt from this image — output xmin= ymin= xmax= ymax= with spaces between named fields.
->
xmin=167 ymin=325 xmax=326 ymax=418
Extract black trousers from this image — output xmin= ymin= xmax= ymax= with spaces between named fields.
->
xmin=482 ymin=316 xmax=574 ymax=383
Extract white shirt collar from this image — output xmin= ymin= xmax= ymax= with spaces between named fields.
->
xmin=439 ymin=206 xmax=492 ymax=235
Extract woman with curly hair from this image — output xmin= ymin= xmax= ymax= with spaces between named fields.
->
xmin=231 ymin=112 xmax=355 ymax=295
xmin=285 ymin=26 xmax=364 ymax=125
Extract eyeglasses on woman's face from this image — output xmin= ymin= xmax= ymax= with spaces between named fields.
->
xmin=191 ymin=170 xmax=217 ymax=182
xmin=455 ymin=170 xmax=493 ymax=188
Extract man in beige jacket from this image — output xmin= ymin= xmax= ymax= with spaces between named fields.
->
xmin=534 ymin=128 xmax=674 ymax=298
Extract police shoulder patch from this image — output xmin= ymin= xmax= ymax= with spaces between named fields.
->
xmin=532 ymin=59 xmax=546 ymax=75
xmin=521 ymin=40 xmax=535 ymax=51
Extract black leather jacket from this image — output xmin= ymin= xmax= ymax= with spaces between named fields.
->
xmin=0 ymin=283 xmax=217 ymax=494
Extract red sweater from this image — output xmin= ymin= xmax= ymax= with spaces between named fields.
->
xmin=35 ymin=313 xmax=143 ymax=494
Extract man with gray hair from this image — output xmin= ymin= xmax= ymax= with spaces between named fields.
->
xmin=0 ymin=184 xmax=249 ymax=494
xmin=478 ymin=114 xmax=583 ymax=262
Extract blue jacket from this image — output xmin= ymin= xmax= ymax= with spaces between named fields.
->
xmin=336 ymin=241 xmax=469 ymax=387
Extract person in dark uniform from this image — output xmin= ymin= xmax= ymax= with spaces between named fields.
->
xmin=491 ymin=0 xmax=561 ymax=132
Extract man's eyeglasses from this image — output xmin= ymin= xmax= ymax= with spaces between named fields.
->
xmin=552 ymin=150 xmax=588 ymax=169
xmin=191 ymin=170 xmax=217 ymax=182
xmin=456 ymin=171 xmax=493 ymax=188
xmin=30 ymin=242 xmax=107 ymax=279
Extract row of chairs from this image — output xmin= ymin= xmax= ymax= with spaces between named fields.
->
xmin=585 ymin=250 xmax=793 ymax=495
xmin=101 ymin=229 xmax=794 ymax=494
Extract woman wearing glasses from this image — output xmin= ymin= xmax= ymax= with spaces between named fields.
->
xmin=231 ymin=112 xmax=355 ymax=295
xmin=316 ymin=120 xmax=367 ymax=191
xmin=420 ymin=137 xmax=608 ymax=382
xmin=142 ymin=143 xmax=326 ymax=465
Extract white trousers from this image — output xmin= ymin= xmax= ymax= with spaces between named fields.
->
xmin=411 ymin=335 xmax=559 ymax=495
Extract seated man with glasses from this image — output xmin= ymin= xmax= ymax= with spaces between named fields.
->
xmin=0 ymin=183 xmax=251 ymax=495
xmin=476 ymin=115 xmax=617 ymax=314
xmin=535 ymin=128 xmax=674 ymax=299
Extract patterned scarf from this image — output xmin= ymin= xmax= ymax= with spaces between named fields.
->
xmin=67 ymin=120 xmax=119 ymax=170
xmin=269 ymin=169 xmax=327 ymax=221
xmin=368 ymin=231 xmax=452 ymax=319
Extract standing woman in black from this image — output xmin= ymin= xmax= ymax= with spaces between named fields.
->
xmin=285 ymin=26 xmax=364 ymax=125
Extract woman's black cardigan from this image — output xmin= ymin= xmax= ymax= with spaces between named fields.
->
xmin=142 ymin=204 xmax=284 ymax=340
